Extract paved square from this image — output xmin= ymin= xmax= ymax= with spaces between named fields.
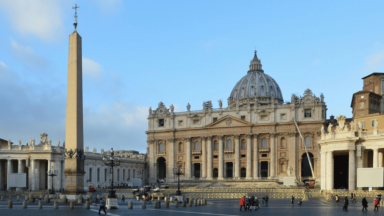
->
xmin=0 ymin=197 xmax=381 ymax=215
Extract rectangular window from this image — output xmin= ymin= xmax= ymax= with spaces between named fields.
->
xmin=89 ymin=168 xmax=92 ymax=182
xmin=123 ymin=170 xmax=125 ymax=181
xmin=262 ymin=154 xmax=267 ymax=157
xmin=304 ymin=109 xmax=311 ymax=118
xmin=214 ymin=143 xmax=218 ymax=150
xmin=117 ymin=169 xmax=120 ymax=181
xmin=280 ymin=113 xmax=286 ymax=120
xmin=213 ymin=117 xmax=218 ymax=122
xmin=260 ymin=115 xmax=268 ymax=120
xmin=128 ymin=169 xmax=130 ymax=180
xmin=105 ymin=169 xmax=107 ymax=181
xmin=178 ymin=120 xmax=183 ymax=126
xmin=241 ymin=142 xmax=246 ymax=149
xmin=158 ymin=119 xmax=164 ymax=127
xmin=193 ymin=119 xmax=199 ymax=124
xmin=241 ymin=116 xmax=246 ymax=121
xmin=360 ymin=102 xmax=364 ymax=108
xmin=241 ymin=154 xmax=246 ymax=158
xmin=133 ymin=169 xmax=135 ymax=178
xmin=360 ymin=121 xmax=365 ymax=128
xmin=97 ymin=168 xmax=100 ymax=182
xmin=213 ymin=155 xmax=218 ymax=158
xmin=194 ymin=156 xmax=199 ymax=159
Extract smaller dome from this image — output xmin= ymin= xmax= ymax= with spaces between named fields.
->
xmin=228 ymin=51 xmax=283 ymax=108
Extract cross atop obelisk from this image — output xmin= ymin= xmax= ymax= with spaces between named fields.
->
xmin=72 ymin=4 xmax=79 ymax=31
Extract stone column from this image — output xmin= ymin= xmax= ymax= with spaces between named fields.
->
xmin=270 ymin=133 xmax=276 ymax=178
xmin=349 ymin=150 xmax=356 ymax=190
xmin=148 ymin=140 xmax=155 ymax=182
xmin=320 ymin=151 xmax=326 ymax=190
xmin=48 ymin=160 xmax=52 ymax=190
xmin=206 ymin=136 xmax=213 ymax=180
xmin=234 ymin=134 xmax=240 ymax=178
xmin=326 ymin=151 xmax=334 ymax=191
xmin=7 ymin=159 xmax=11 ymax=190
xmin=379 ymin=151 xmax=383 ymax=167
xmin=201 ymin=137 xmax=207 ymax=179
xmin=246 ymin=134 xmax=252 ymax=179
xmin=373 ymin=148 xmax=379 ymax=168
xmin=167 ymin=138 xmax=175 ymax=180
xmin=289 ymin=132 xmax=297 ymax=178
xmin=253 ymin=134 xmax=259 ymax=179
xmin=56 ymin=160 xmax=62 ymax=191
xmin=185 ymin=137 xmax=192 ymax=178
xmin=31 ymin=159 xmax=35 ymax=191
xmin=0 ymin=161 xmax=3 ymax=191
xmin=218 ymin=136 xmax=224 ymax=180
xmin=17 ymin=159 xmax=22 ymax=191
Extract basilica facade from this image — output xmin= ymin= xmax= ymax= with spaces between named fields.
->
xmin=146 ymin=52 xmax=327 ymax=183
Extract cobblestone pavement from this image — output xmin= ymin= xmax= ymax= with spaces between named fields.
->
xmin=0 ymin=197 xmax=381 ymax=216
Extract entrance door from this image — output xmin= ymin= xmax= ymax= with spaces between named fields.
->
xmin=334 ymin=155 xmax=349 ymax=189
xmin=157 ymin=157 xmax=166 ymax=179
xmin=194 ymin=163 xmax=201 ymax=178
xmin=260 ymin=162 xmax=269 ymax=177
xmin=213 ymin=168 xmax=218 ymax=178
xmin=226 ymin=162 xmax=233 ymax=178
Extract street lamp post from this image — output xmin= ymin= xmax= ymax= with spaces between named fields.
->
xmin=173 ymin=164 xmax=184 ymax=195
xmin=103 ymin=148 xmax=121 ymax=198
xmin=47 ymin=166 xmax=58 ymax=194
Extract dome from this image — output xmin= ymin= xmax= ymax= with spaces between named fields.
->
xmin=228 ymin=51 xmax=283 ymax=107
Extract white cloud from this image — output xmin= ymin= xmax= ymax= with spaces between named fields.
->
xmin=10 ymin=39 xmax=49 ymax=70
xmin=365 ymin=50 xmax=384 ymax=73
xmin=83 ymin=57 xmax=103 ymax=78
xmin=0 ymin=0 xmax=64 ymax=41
xmin=98 ymin=0 xmax=123 ymax=16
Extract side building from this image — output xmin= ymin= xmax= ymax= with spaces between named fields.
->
xmin=146 ymin=51 xmax=327 ymax=183
xmin=0 ymin=133 xmax=146 ymax=191
xmin=319 ymin=72 xmax=384 ymax=191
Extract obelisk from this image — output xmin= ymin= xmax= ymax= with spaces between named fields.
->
xmin=63 ymin=4 xmax=85 ymax=196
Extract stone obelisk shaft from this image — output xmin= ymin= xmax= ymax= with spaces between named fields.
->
xmin=64 ymin=30 xmax=85 ymax=193
xmin=65 ymin=31 xmax=84 ymax=150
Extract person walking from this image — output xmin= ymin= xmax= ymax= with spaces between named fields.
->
xmin=374 ymin=196 xmax=379 ymax=211
xmin=239 ymin=196 xmax=246 ymax=211
xmin=352 ymin=194 xmax=356 ymax=203
xmin=362 ymin=196 xmax=368 ymax=211
xmin=298 ymin=198 xmax=302 ymax=206
xmin=99 ymin=198 xmax=107 ymax=214
xmin=121 ymin=194 xmax=125 ymax=203
xmin=343 ymin=197 xmax=349 ymax=211
xmin=249 ymin=196 xmax=255 ymax=211
xmin=245 ymin=196 xmax=249 ymax=211
xmin=255 ymin=197 xmax=259 ymax=210
xmin=335 ymin=195 xmax=340 ymax=204
xmin=291 ymin=196 xmax=295 ymax=206
xmin=262 ymin=196 xmax=265 ymax=206
xmin=265 ymin=195 xmax=269 ymax=206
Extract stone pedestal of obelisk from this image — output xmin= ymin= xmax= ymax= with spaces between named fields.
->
xmin=61 ymin=29 xmax=85 ymax=200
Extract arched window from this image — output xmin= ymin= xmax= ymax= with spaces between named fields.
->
xmin=159 ymin=143 xmax=164 ymax=153
xmin=226 ymin=139 xmax=232 ymax=149
xmin=179 ymin=142 xmax=183 ymax=152
xmin=194 ymin=141 xmax=200 ymax=151
xmin=304 ymin=136 xmax=311 ymax=147
xmin=280 ymin=137 xmax=286 ymax=149
xmin=241 ymin=140 xmax=246 ymax=149
xmin=214 ymin=142 xmax=218 ymax=150
xmin=261 ymin=138 xmax=267 ymax=148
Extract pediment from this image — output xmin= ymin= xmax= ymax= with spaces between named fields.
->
xmin=205 ymin=115 xmax=252 ymax=128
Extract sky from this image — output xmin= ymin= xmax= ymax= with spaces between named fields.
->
xmin=0 ymin=0 xmax=384 ymax=153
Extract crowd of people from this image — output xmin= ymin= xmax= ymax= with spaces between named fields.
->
xmin=239 ymin=195 xmax=268 ymax=211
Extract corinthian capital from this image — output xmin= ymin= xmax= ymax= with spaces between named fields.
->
xmin=167 ymin=138 xmax=176 ymax=142
xmin=234 ymin=134 xmax=240 ymax=139
xmin=184 ymin=137 xmax=191 ymax=142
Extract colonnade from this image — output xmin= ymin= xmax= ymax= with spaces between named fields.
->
xmin=0 ymin=159 xmax=63 ymax=191
xmin=321 ymin=148 xmax=384 ymax=191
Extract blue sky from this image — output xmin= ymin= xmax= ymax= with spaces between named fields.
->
xmin=1 ymin=0 xmax=384 ymax=152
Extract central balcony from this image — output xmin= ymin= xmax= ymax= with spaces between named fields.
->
xmin=192 ymin=150 xmax=202 ymax=155
xmin=224 ymin=149 xmax=234 ymax=154
xmin=259 ymin=148 xmax=270 ymax=153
